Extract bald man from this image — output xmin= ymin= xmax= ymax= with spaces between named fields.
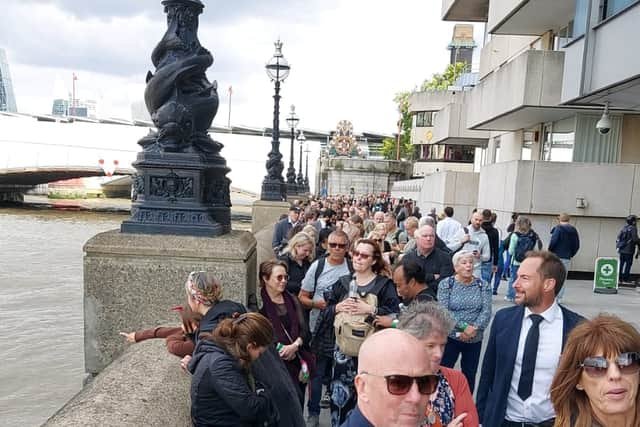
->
xmin=340 ymin=329 xmax=435 ymax=427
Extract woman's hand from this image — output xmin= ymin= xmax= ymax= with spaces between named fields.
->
xmin=119 ymin=332 xmax=136 ymax=343
xmin=279 ymin=343 xmax=298 ymax=361
xmin=180 ymin=355 xmax=192 ymax=373
xmin=447 ymin=413 xmax=467 ymax=427
xmin=463 ymin=324 xmax=478 ymax=338
xmin=181 ymin=320 xmax=198 ymax=335
xmin=351 ymin=299 xmax=374 ymax=315
xmin=336 ymin=298 xmax=357 ymax=313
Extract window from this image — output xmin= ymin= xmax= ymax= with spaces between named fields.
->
xmin=601 ymin=0 xmax=638 ymax=20
xmin=419 ymin=144 xmax=475 ymax=163
xmin=555 ymin=0 xmax=588 ymax=47
xmin=415 ymin=111 xmax=436 ymax=127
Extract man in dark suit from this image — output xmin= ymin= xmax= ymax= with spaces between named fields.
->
xmin=271 ymin=206 xmax=300 ymax=254
xmin=476 ymin=250 xmax=584 ymax=427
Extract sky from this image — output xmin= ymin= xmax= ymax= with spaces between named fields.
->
xmin=0 ymin=0 xmax=481 ymax=134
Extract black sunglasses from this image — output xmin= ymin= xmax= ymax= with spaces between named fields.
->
xmin=361 ymin=372 xmax=438 ymax=395
xmin=329 ymin=242 xmax=347 ymax=249
xmin=580 ymin=352 xmax=640 ymax=377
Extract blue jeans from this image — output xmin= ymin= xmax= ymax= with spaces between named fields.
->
xmin=308 ymin=353 xmax=332 ymax=416
xmin=441 ymin=337 xmax=482 ymax=393
xmin=507 ymin=264 xmax=519 ymax=300
xmin=493 ymin=249 xmax=504 ymax=293
xmin=620 ymin=253 xmax=634 ymax=282
xmin=481 ymin=261 xmax=493 ymax=285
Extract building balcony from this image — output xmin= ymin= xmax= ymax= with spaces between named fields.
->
xmin=488 ymin=0 xmax=577 ymax=35
xmin=467 ymin=49 xmax=568 ymax=131
xmin=442 ymin=0 xmax=489 ymax=22
xmin=561 ymin=3 xmax=640 ymax=110
xmin=413 ymin=161 xmax=474 ymax=177
xmin=410 ymin=91 xmax=489 ymax=146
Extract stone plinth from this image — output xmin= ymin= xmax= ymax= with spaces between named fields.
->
xmin=83 ymin=229 xmax=256 ymax=375
xmin=317 ymin=157 xmax=412 ymax=196
xmin=251 ymin=200 xmax=289 ymax=233
xmin=44 ymin=340 xmax=190 ymax=427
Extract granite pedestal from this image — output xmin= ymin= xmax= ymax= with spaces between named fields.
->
xmin=83 ymin=229 xmax=256 ymax=375
xmin=251 ymin=200 xmax=290 ymax=233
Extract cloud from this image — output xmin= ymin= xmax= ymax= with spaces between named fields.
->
xmin=2 ymin=0 xmax=464 ymax=133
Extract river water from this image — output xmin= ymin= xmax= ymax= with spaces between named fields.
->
xmin=0 ymin=207 xmax=128 ymax=427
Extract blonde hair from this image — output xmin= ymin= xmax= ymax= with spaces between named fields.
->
xmin=281 ymin=231 xmax=315 ymax=262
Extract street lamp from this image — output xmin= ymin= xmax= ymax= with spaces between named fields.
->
xmin=304 ymin=143 xmax=311 ymax=193
xmin=261 ymin=40 xmax=290 ymax=201
xmin=297 ymin=130 xmax=306 ymax=193
xmin=285 ymin=104 xmax=299 ymax=195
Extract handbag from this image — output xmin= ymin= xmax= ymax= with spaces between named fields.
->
xmin=281 ymin=326 xmax=315 ymax=384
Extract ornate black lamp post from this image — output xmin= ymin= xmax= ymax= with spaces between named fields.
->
xmin=121 ymin=0 xmax=230 ymax=236
xmin=285 ymin=104 xmax=299 ymax=195
xmin=261 ymin=40 xmax=290 ymax=201
xmin=304 ymin=142 xmax=311 ymax=193
xmin=297 ymin=130 xmax=306 ymax=193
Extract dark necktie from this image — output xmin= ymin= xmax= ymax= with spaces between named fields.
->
xmin=517 ymin=314 xmax=544 ymax=401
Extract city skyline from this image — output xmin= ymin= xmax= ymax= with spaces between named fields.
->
xmin=0 ymin=0 xmax=482 ymax=133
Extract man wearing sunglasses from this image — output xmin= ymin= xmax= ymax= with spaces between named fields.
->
xmin=341 ymin=328 xmax=435 ymax=427
xmin=476 ymin=251 xmax=584 ymax=427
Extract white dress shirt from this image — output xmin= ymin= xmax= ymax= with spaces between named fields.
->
xmin=436 ymin=217 xmax=462 ymax=242
xmin=505 ymin=302 xmax=563 ymax=423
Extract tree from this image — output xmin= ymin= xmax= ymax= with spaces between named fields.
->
xmin=382 ymin=90 xmax=416 ymax=161
xmin=420 ymin=62 xmax=468 ymax=91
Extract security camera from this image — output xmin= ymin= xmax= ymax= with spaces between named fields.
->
xmin=596 ymin=102 xmax=611 ymax=135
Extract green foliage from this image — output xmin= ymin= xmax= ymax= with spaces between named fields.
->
xmin=420 ymin=62 xmax=468 ymax=91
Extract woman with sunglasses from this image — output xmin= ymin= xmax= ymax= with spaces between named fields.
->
xmin=278 ymin=231 xmax=315 ymax=296
xmin=259 ymin=259 xmax=314 ymax=407
xmin=189 ymin=312 xmax=279 ymax=427
xmin=550 ymin=315 xmax=640 ymax=427
xmin=325 ymin=238 xmax=400 ymax=425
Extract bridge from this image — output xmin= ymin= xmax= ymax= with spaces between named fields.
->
xmin=0 ymin=111 xmax=392 ymax=200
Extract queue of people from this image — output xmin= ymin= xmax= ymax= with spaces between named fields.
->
xmin=117 ymin=195 xmax=639 ymax=427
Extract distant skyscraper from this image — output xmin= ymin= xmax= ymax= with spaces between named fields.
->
xmin=52 ymin=98 xmax=69 ymax=116
xmin=0 ymin=48 xmax=18 ymax=112
xmin=448 ymin=24 xmax=476 ymax=69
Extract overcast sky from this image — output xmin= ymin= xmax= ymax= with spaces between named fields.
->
xmin=0 ymin=0 xmax=481 ymax=134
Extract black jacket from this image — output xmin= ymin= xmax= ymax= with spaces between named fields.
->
xmin=194 ymin=301 xmax=305 ymax=427
xmin=481 ymin=222 xmax=500 ymax=266
xmin=402 ymin=247 xmax=455 ymax=294
xmin=189 ymin=340 xmax=279 ymax=427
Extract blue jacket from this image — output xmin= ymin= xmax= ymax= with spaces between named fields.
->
xmin=340 ymin=406 xmax=374 ymax=427
xmin=272 ymin=218 xmax=294 ymax=252
xmin=476 ymin=304 xmax=584 ymax=427
xmin=548 ymin=224 xmax=580 ymax=260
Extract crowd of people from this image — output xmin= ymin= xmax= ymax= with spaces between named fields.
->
xmin=120 ymin=194 xmax=640 ymax=427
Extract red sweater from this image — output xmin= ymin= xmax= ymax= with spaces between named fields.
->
xmin=134 ymin=327 xmax=194 ymax=358
xmin=440 ymin=367 xmax=479 ymax=427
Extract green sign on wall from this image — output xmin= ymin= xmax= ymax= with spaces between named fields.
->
xmin=594 ymin=257 xmax=619 ymax=294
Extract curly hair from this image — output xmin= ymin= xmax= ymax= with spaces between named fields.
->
xmin=550 ymin=315 xmax=640 ymax=427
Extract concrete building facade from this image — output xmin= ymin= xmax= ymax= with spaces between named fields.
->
xmin=394 ymin=0 xmax=640 ymax=273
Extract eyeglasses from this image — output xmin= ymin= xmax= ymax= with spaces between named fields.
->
xmin=275 ymin=274 xmax=289 ymax=282
xmin=580 ymin=352 xmax=640 ymax=377
xmin=360 ymin=372 xmax=439 ymax=395
xmin=329 ymin=242 xmax=347 ymax=249
xmin=374 ymin=239 xmax=383 ymax=243
xmin=352 ymin=250 xmax=372 ymax=260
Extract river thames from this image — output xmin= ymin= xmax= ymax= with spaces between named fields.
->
xmin=0 ymin=207 xmax=129 ymax=426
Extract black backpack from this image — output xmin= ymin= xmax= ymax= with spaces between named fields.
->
xmin=513 ymin=231 xmax=538 ymax=263
xmin=616 ymin=225 xmax=634 ymax=250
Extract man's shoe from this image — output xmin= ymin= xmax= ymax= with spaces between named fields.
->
xmin=306 ymin=415 xmax=320 ymax=427
xmin=492 ymin=290 xmax=498 ymax=295
xmin=320 ymin=390 xmax=331 ymax=409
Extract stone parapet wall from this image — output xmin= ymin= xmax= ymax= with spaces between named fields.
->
xmin=318 ymin=157 xmax=412 ymax=196
xmin=44 ymin=339 xmax=190 ymax=427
